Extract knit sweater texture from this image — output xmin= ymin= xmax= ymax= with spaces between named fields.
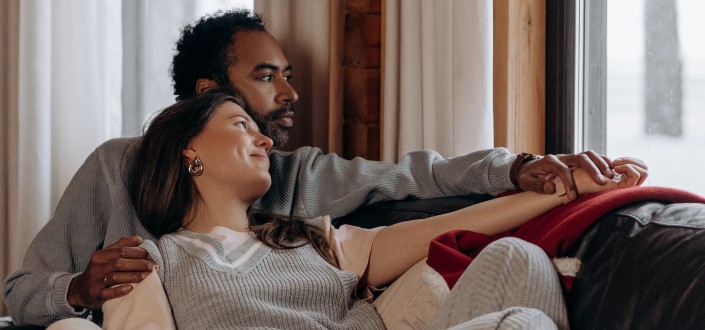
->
xmin=142 ymin=230 xmax=385 ymax=329
xmin=3 ymin=137 xmax=515 ymax=326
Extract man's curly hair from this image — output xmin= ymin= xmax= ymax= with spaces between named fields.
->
xmin=171 ymin=9 xmax=266 ymax=100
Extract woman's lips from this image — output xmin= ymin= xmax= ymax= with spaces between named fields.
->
xmin=252 ymin=155 xmax=270 ymax=168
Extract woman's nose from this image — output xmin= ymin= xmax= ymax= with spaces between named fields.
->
xmin=258 ymin=132 xmax=273 ymax=153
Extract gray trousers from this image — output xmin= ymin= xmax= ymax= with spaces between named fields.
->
xmin=426 ymin=237 xmax=569 ymax=330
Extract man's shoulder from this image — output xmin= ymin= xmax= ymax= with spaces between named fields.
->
xmin=97 ymin=136 xmax=140 ymax=151
xmin=93 ymin=137 xmax=140 ymax=160
xmin=79 ymin=137 xmax=141 ymax=179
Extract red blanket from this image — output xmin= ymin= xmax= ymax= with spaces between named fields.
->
xmin=426 ymin=186 xmax=705 ymax=290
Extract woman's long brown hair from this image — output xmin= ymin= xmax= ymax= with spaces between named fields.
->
xmin=129 ymin=90 xmax=334 ymax=265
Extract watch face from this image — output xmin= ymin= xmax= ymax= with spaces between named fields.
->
xmin=520 ymin=153 xmax=541 ymax=161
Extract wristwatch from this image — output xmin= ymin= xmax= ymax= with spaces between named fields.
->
xmin=509 ymin=152 xmax=542 ymax=189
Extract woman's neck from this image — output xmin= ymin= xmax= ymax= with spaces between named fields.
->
xmin=186 ymin=194 xmax=252 ymax=233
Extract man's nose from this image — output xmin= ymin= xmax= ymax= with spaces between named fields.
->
xmin=276 ymin=79 xmax=298 ymax=105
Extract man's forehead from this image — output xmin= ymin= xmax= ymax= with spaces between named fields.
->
xmin=231 ymin=30 xmax=291 ymax=71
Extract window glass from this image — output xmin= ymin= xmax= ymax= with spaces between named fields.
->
xmin=604 ymin=0 xmax=704 ymax=195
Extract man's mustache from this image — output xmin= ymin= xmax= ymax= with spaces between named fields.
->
xmin=265 ymin=104 xmax=295 ymax=121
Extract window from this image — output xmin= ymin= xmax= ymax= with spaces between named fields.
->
xmin=121 ymin=0 xmax=253 ymax=136
xmin=547 ymin=0 xmax=705 ymax=196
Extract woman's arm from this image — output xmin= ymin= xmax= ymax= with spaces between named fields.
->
xmin=364 ymin=164 xmax=644 ymax=287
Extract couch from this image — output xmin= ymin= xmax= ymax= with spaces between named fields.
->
xmin=337 ymin=193 xmax=705 ymax=329
xmin=3 ymin=194 xmax=705 ymax=329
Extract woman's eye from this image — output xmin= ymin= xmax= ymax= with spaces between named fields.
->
xmin=235 ymin=121 xmax=248 ymax=129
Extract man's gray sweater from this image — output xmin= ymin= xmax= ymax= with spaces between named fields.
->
xmin=3 ymin=137 xmax=515 ymax=326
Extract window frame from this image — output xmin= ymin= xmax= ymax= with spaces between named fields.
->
xmin=545 ymin=0 xmax=607 ymax=155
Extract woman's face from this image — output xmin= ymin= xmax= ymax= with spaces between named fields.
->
xmin=184 ymin=101 xmax=274 ymax=203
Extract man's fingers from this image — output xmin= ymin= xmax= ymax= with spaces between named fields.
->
xmin=583 ymin=151 xmax=614 ymax=177
xmin=105 ymin=236 xmax=144 ymax=249
xmin=99 ymin=246 xmax=151 ymax=261
xmin=555 ymin=168 xmax=578 ymax=200
xmin=570 ymin=153 xmax=609 ymax=184
xmin=104 ymin=258 xmax=156 ymax=274
xmin=541 ymin=180 xmax=556 ymax=195
xmin=539 ymin=155 xmax=578 ymax=199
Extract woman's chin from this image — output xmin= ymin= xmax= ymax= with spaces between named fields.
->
xmin=251 ymin=178 xmax=272 ymax=200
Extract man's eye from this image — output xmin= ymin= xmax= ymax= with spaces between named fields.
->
xmin=258 ymin=75 xmax=273 ymax=82
xmin=284 ymin=74 xmax=293 ymax=82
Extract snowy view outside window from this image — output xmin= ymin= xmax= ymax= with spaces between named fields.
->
xmin=604 ymin=0 xmax=704 ymax=196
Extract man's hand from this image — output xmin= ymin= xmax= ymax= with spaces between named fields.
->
xmin=67 ymin=236 xmax=155 ymax=310
xmin=515 ymin=151 xmax=648 ymax=201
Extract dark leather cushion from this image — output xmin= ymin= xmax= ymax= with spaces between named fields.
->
xmin=332 ymin=194 xmax=493 ymax=228
xmin=567 ymin=201 xmax=705 ymax=329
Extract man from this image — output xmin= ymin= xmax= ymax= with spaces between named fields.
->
xmin=3 ymin=9 xmax=643 ymax=326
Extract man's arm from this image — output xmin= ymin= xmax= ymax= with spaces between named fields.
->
xmin=258 ymin=146 xmax=647 ymax=220
xmin=257 ymin=146 xmax=515 ymax=219
xmin=3 ymin=139 xmax=153 ymax=326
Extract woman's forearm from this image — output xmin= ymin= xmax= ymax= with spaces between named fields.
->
xmin=365 ymin=191 xmax=563 ymax=287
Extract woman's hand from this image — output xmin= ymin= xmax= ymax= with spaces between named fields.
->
xmin=572 ymin=162 xmax=648 ymax=195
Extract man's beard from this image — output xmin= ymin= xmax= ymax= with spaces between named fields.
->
xmin=249 ymin=104 xmax=294 ymax=148
xmin=219 ymin=86 xmax=293 ymax=147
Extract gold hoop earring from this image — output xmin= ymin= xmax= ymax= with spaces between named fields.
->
xmin=188 ymin=157 xmax=204 ymax=176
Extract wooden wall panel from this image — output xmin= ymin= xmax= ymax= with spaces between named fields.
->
xmin=343 ymin=0 xmax=381 ymax=160
xmin=493 ymin=0 xmax=546 ymax=154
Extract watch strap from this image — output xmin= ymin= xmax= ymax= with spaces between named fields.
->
xmin=509 ymin=152 xmax=542 ymax=189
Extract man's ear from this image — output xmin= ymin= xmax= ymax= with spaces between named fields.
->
xmin=195 ymin=78 xmax=219 ymax=95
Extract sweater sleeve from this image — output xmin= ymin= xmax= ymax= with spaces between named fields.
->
xmin=2 ymin=139 xmax=139 ymax=327
xmin=315 ymin=216 xmax=383 ymax=279
xmin=256 ymin=146 xmax=516 ymax=219
xmin=102 ymin=241 xmax=173 ymax=330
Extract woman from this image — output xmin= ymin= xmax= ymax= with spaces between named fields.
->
xmin=67 ymin=91 xmax=642 ymax=330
